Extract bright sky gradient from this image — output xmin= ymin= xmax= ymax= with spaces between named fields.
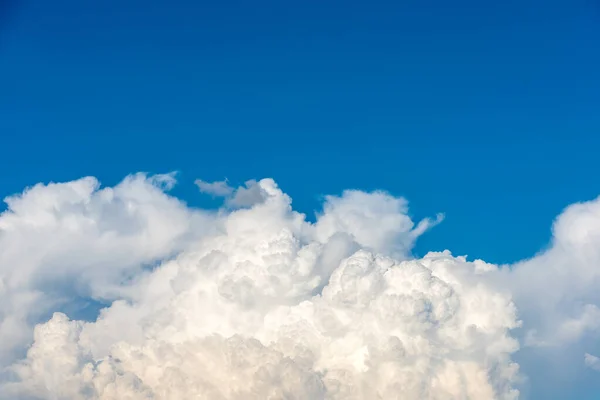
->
xmin=1 ymin=1 xmax=600 ymax=399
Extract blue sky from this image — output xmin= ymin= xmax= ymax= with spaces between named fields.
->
xmin=1 ymin=1 xmax=600 ymax=397
xmin=2 ymin=0 xmax=600 ymax=264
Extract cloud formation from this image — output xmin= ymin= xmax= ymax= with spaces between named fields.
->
xmin=0 ymin=173 xmax=212 ymax=366
xmin=195 ymin=179 xmax=234 ymax=197
xmin=0 ymin=174 xmax=599 ymax=399
xmin=584 ymin=353 xmax=600 ymax=372
xmin=196 ymin=179 xmax=272 ymax=208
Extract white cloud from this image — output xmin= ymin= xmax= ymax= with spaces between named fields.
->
xmin=2 ymin=253 xmax=521 ymax=399
xmin=0 ymin=173 xmax=213 ymax=366
xmin=584 ymin=353 xmax=600 ymax=372
xmin=509 ymin=196 xmax=600 ymax=347
xmin=1 ymin=174 xmax=600 ymax=399
xmin=313 ymin=189 xmax=443 ymax=256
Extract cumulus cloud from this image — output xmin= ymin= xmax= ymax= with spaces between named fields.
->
xmin=509 ymin=197 xmax=600 ymax=348
xmin=0 ymin=173 xmax=212 ymax=366
xmin=0 ymin=174 xmax=599 ymax=399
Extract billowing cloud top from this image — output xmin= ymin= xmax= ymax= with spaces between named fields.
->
xmin=0 ymin=175 xmax=598 ymax=399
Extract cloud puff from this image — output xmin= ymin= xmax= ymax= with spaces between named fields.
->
xmin=196 ymin=179 xmax=272 ymax=208
xmin=0 ymin=173 xmax=212 ymax=366
xmin=509 ymin=196 xmax=600 ymax=348
xmin=2 ymin=253 xmax=520 ymax=399
xmin=584 ymin=353 xmax=600 ymax=372
xmin=0 ymin=174 xmax=599 ymax=399
xmin=195 ymin=179 xmax=234 ymax=197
